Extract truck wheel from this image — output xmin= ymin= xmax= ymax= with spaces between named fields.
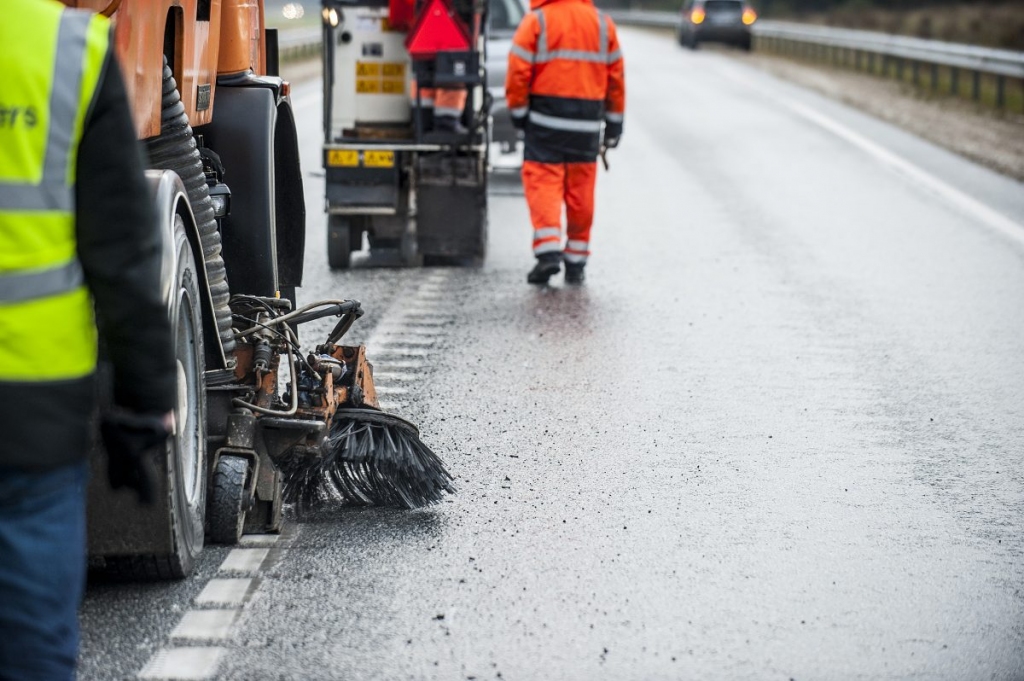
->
xmin=328 ymin=215 xmax=352 ymax=269
xmin=168 ymin=216 xmax=208 ymax=574
xmin=104 ymin=215 xmax=208 ymax=580
xmin=349 ymin=219 xmax=365 ymax=252
xmin=209 ymin=456 xmax=249 ymax=545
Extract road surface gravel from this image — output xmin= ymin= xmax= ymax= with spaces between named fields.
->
xmin=78 ymin=27 xmax=1024 ymax=681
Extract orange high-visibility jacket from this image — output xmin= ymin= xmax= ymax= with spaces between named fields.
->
xmin=505 ymin=0 xmax=625 ymax=162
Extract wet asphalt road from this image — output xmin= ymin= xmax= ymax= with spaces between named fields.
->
xmin=78 ymin=28 xmax=1024 ymax=680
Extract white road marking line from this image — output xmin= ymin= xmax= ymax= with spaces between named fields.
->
xmin=137 ymin=647 xmax=226 ymax=680
xmin=401 ymin=310 xmax=451 ymax=318
xmin=375 ymin=340 xmax=438 ymax=349
xmin=170 ymin=610 xmax=239 ymax=642
xmin=218 ymin=548 xmax=269 ymax=574
xmin=239 ymin=533 xmax=280 ymax=546
xmin=374 ymin=347 xmax=431 ymax=357
xmin=373 ymin=326 xmax=444 ymax=336
xmin=135 ymin=533 xmax=290 ymax=679
xmin=195 ymin=578 xmax=252 ymax=607
xmin=371 ymin=372 xmax=420 ymax=381
xmin=718 ymin=65 xmax=1024 ymax=247
xmin=376 ymin=360 xmax=428 ymax=369
xmin=375 ymin=385 xmax=411 ymax=395
xmin=388 ymin=321 xmax=450 ymax=329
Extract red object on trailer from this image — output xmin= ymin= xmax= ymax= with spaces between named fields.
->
xmin=389 ymin=0 xmax=417 ymax=32
xmin=405 ymin=0 xmax=471 ymax=59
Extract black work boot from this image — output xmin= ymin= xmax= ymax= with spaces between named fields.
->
xmin=527 ymin=254 xmax=561 ymax=284
xmin=434 ymin=114 xmax=468 ymax=135
xmin=564 ymin=262 xmax=586 ymax=284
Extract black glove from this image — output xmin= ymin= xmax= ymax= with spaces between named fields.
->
xmin=101 ymin=410 xmax=170 ymax=505
xmin=604 ymin=120 xmax=623 ymax=149
xmin=511 ymin=113 xmax=527 ymax=131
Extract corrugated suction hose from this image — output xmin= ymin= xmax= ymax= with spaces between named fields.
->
xmin=145 ymin=59 xmax=235 ymax=356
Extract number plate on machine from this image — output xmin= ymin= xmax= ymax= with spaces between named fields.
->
xmin=326 ymin=150 xmax=395 ymax=168
xmin=364 ymin=151 xmax=395 ymax=168
xmin=327 ymin=150 xmax=359 ymax=167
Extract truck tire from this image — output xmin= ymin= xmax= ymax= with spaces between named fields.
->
xmin=146 ymin=59 xmax=235 ymax=357
xmin=103 ymin=215 xmax=208 ymax=580
xmin=328 ymin=215 xmax=353 ymax=269
xmin=209 ymin=456 xmax=249 ymax=545
xmin=350 ymin=220 xmax=365 ymax=252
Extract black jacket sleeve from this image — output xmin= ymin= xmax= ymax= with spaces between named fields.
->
xmin=75 ymin=49 xmax=176 ymax=414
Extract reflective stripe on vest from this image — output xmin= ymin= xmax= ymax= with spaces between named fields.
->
xmin=0 ymin=7 xmax=109 ymax=381
xmin=531 ymin=9 xmax=616 ymax=64
xmin=0 ymin=12 xmax=90 ymax=213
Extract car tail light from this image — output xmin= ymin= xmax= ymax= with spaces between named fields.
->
xmin=742 ymin=7 xmax=757 ymax=24
xmin=691 ymin=7 xmax=705 ymax=24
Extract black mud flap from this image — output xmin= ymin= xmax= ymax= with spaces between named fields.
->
xmin=416 ymin=154 xmax=487 ymax=261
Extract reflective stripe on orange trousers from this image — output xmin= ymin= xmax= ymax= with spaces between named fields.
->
xmin=522 ymin=160 xmax=597 ymax=261
xmin=409 ymin=83 xmax=467 ymax=113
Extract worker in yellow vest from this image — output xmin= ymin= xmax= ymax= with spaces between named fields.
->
xmin=0 ymin=1 xmax=176 ymax=677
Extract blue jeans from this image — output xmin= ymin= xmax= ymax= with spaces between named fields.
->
xmin=0 ymin=462 xmax=88 ymax=681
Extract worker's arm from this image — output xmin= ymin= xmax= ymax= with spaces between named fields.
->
xmin=506 ymin=12 xmax=539 ymax=128
xmin=75 ymin=50 xmax=176 ymax=415
xmin=604 ymin=17 xmax=625 ymax=146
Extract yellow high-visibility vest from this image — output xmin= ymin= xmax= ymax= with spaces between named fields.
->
xmin=0 ymin=1 xmax=110 ymax=381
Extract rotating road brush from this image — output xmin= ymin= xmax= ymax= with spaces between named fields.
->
xmin=280 ymin=409 xmax=455 ymax=511
xmin=230 ymin=297 xmax=455 ymax=512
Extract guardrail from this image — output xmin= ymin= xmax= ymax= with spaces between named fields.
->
xmin=606 ymin=9 xmax=1024 ymax=109
xmin=270 ymin=14 xmax=1024 ymax=109
xmin=277 ymin=27 xmax=322 ymax=62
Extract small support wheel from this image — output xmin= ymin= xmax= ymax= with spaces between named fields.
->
xmin=328 ymin=215 xmax=352 ymax=270
xmin=209 ymin=456 xmax=249 ymax=545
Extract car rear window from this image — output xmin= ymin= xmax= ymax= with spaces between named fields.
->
xmin=489 ymin=0 xmax=526 ymax=33
xmin=704 ymin=0 xmax=742 ymax=12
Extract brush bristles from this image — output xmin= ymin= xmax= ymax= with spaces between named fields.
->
xmin=280 ymin=411 xmax=455 ymax=511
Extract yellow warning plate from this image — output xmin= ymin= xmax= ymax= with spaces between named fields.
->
xmin=356 ymin=62 xmax=381 ymax=77
xmin=356 ymin=78 xmax=382 ymax=94
xmin=382 ymin=63 xmax=406 ymax=78
xmin=364 ymin=151 xmax=395 ymax=168
xmin=326 ymin=150 xmax=359 ymax=167
xmin=381 ymin=79 xmax=405 ymax=95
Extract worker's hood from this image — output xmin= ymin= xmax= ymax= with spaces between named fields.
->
xmin=530 ymin=0 xmax=593 ymax=11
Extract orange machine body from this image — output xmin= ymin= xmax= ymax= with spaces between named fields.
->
xmin=60 ymin=0 xmax=267 ymax=139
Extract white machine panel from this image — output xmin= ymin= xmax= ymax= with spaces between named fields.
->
xmin=330 ymin=6 xmax=412 ymax=134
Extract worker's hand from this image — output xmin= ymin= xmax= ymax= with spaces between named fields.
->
xmin=604 ymin=120 xmax=623 ymax=149
xmin=511 ymin=113 xmax=526 ymax=130
xmin=101 ymin=409 xmax=173 ymax=505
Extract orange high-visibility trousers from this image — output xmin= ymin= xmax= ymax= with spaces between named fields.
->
xmin=409 ymin=82 xmax=467 ymax=117
xmin=522 ymin=160 xmax=597 ymax=264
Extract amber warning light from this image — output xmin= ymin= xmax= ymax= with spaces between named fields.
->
xmin=742 ymin=7 xmax=757 ymax=25
xmin=690 ymin=7 xmax=705 ymax=24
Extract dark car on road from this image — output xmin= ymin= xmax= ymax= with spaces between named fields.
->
xmin=677 ymin=0 xmax=757 ymax=50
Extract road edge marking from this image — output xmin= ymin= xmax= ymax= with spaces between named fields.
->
xmin=717 ymin=64 xmax=1024 ymax=248
xmin=135 ymin=532 xmax=290 ymax=680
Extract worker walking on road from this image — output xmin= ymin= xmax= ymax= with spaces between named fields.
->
xmin=505 ymin=0 xmax=625 ymax=284
xmin=0 ymin=1 xmax=176 ymax=678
